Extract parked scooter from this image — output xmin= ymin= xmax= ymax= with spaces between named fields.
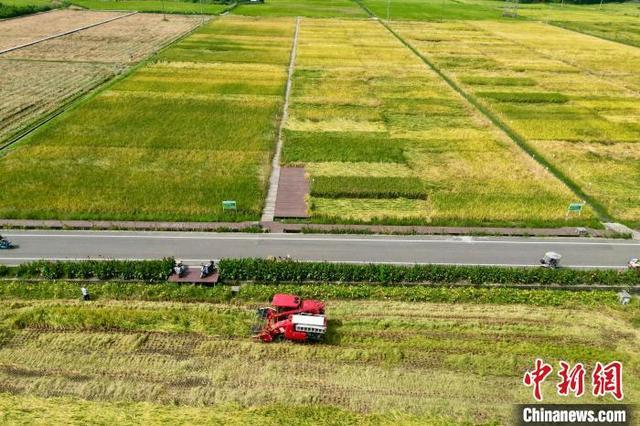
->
xmin=540 ymin=251 xmax=562 ymax=269
xmin=200 ymin=260 xmax=216 ymax=278
xmin=173 ymin=260 xmax=187 ymax=277
xmin=628 ymin=258 xmax=640 ymax=270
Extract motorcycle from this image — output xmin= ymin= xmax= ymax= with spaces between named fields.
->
xmin=540 ymin=251 xmax=562 ymax=269
xmin=173 ymin=260 xmax=187 ymax=278
xmin=0 ymin=238 xmax=15 ymax=250
xmin=200 ymin=260 xmax=216 ymax=278
xmin=628 ymin=258 xmax=640 ymax=270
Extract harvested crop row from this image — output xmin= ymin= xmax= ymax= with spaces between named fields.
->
xmin=283 ymin=19 xmax=593 ymax=228
xmin=392 ymin=20 xmax=640 ymax=226
xmin=0 ymin=16 xmax=295 ymax=221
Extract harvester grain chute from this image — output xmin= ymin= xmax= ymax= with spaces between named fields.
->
xmin=254 ymin=293 xmax=327 ymax=343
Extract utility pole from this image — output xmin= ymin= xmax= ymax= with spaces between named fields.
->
xmin=502 ymin=0 xmax=519 ymax=18
xmin=386 ymin=0 xmax=391 ymax=21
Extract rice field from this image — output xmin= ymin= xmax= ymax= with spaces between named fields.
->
xmin=0 ymin=283 xmax=636 ymax=424
xmin=517 ymin=1 xmax=640 ymax=48
xmin=0 ymin=11 xmax=200 ymax=143
xmin=3 ymin=13 xmax=202 ymax=63
xmin=0 ymin=60 xmax=117 ymax=143
xmin=360 ymin=0 xmax=503 ymax=21
xmin=71 ymin=0 xmax=230 ymax=14
xmin=392 ymin=20 xmax=640 ymax=227
xmin=282 ymin=19 xmax=593 ymax=227
xmin=0 ymin=9 xmax=123 ymax=51
xmin=0 ymin=16 xmax=294 ymax=221
xmin=233 ymin=0 xmax=368 ymax=18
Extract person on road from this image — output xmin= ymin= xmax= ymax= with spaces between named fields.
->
xmin=81 ymin=286 xmax=90 ymax=301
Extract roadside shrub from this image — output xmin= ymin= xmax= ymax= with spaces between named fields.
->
xmin=5 ymin=259 xmax=174 ymax=282
xmin=219 ymin=258 xmax=639 ymax=286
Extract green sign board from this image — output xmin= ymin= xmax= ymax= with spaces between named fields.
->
xmin=567 ymin=203 xmax=583 ymax=212
xmin=222 ymin=200 xmax=237 ymax=211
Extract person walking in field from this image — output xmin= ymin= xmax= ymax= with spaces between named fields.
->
xmin=81 ymin=286 xmax=90 ymax=301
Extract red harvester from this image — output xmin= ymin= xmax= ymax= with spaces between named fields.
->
xmin=254 ymin=294 xmax=327 ymax=343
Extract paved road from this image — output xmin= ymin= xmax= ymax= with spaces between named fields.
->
xmin=1 ymin=230 xmax=639 ymax=268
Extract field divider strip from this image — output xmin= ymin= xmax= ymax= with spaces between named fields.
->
xmin=261 ymin=17 xmax=301 ymax=222
xmin=0 ymin=11 xmax=138 ymax=56
xmin=354 ymin=1 xmax=612 ymax=222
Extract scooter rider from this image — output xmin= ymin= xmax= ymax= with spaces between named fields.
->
xmin=200 ymin=262 xmax=209 ymax=278
xmin=200 ymin=260 xmax=215 ymax=278
xmin=174 ymin=260 xmax=186 ymax=277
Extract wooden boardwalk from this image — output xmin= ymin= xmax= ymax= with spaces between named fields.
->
xmin=274 ymin=167 xmax=309 ymax=219
xmin=168 ymin=267 xmax=219 ymax=284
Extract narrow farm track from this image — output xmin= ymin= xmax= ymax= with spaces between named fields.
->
xmin=262 ymin=17 xmax=301 ymax=222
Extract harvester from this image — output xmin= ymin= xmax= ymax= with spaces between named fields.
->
xmin=254 ymin=294 xmax=327 ymax=343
